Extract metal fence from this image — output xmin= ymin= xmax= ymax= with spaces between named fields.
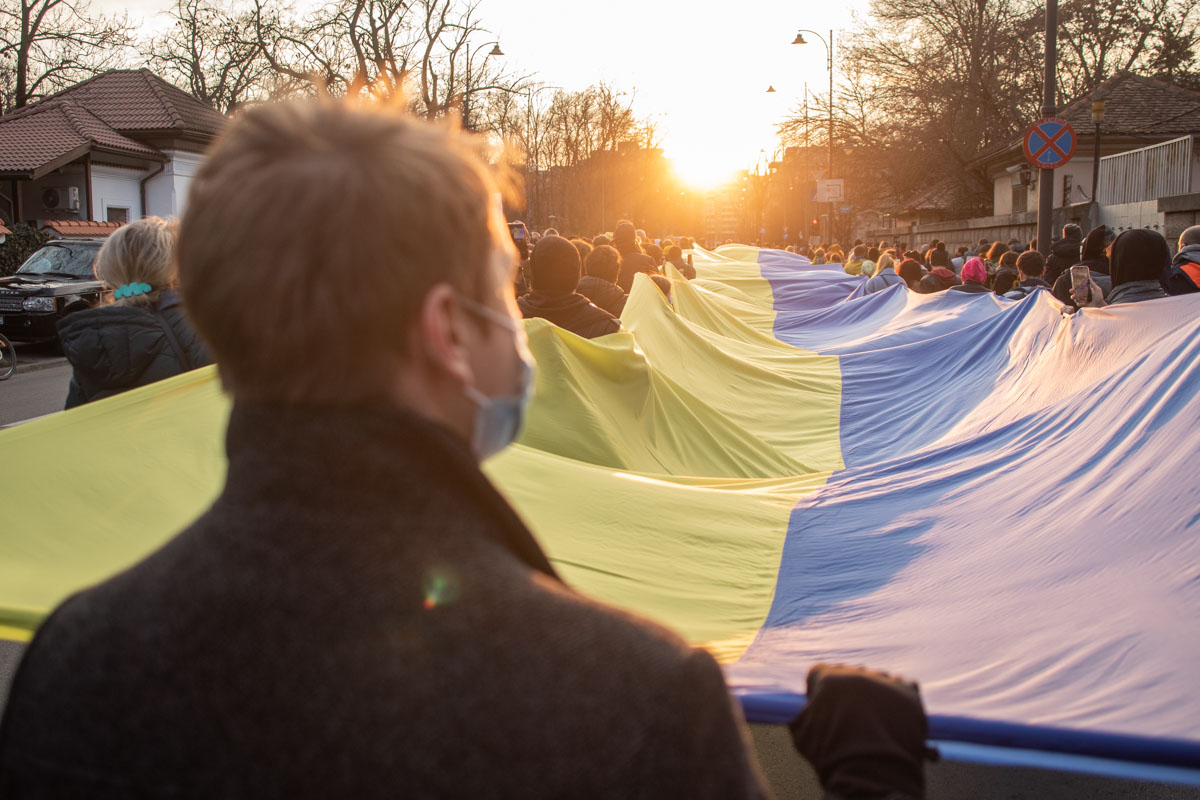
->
xmin=1098 ymin=136 xmax=1194 ymax=206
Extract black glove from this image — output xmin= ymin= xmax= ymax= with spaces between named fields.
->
xmin=788 ymin=663 xmax=934 ymax=800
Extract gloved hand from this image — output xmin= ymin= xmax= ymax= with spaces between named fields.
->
xmin=788 ymin=663 xmax=934 ymax=800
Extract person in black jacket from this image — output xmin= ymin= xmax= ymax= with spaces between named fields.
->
xmin=577 ymin=244 xmax=627 ymax=317
xmin=57 ymin=217 xmax=210 ymax=409
xmin=949 ymin=258 xmax=992 ymax=294
xmin=1003 ymin=250 xmax=1053 ymax=298
xmin=1074 ymin=228 xmax=1171 ymax=307
xmin=1052 ymin=225 xmax=1112 ymax=308
xmin=1045 ymin=223 xmax=1083 ymax=285
xmin=1163 ymin=224 xmax=1200 ymax=295
xmin=613 ymin=219 xmax=658 ymax=293
xmin=664 ymin=245 xmax=696 ymax=279
xmin=517 ymin=235 xmax=620 ymax=339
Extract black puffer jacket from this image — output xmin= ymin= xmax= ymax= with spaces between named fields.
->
xmin=1045 ymin=234 xmax=1083 ymax=285
xmin=57 ymin=290 xmax=211 ymax=409
xmin=517 ymin=290 xmax=621 ymax=339
xmin=1051 ymin=257 xmax=1112 ymax=308
xmin=576 ymin=275 xmax=627 ymax=317
xmin=616 ymin=249 xmax=659 ymax=294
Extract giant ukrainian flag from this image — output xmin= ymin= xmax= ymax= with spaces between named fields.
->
xmin=2 ymin=246 xmax=1198 ymax=784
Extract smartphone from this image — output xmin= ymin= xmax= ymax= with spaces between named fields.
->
xmin=1070 ymin=264 xmax=1091 ymax=304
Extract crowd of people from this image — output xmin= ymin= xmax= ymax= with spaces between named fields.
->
xmin=505 ymin=219 xmax=699 ymax=340
xmin=497 ymin=217 xmax=1200 ymax=350
xmin=794 ymin=222 xmax=1200 ymax=308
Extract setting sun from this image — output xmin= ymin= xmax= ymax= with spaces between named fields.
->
xmin=668 ymin=149 xmax=742 ymax=192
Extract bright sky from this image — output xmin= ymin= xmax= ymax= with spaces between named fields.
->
xmin=101 ymin=0 xmax=868 ymax=190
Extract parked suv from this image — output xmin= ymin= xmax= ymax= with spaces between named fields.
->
xmin=0 ymin=239 xmax=107 ymax=344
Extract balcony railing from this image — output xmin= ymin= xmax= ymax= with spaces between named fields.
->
xmin=1097 ymin=135 xmax=1194 ymax=206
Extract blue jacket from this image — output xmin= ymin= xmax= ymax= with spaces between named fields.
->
xmin=863 ymin=269 xmax=903 ymax=295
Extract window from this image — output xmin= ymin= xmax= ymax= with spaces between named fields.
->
xmin=1011 ymin=185 xmax=1027 ymax=214
xmin=106 ymin=206 xmax=129 ymax=223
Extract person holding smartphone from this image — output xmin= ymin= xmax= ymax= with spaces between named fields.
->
xmin=1071 ymin=228 xmax=1171 ymax=308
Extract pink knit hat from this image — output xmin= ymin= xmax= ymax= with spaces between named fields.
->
xmin=961 ymin=257 xmax=987 ymax=284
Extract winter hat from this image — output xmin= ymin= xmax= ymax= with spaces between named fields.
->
xmin=613 ymin=220 xmax=639 ymax=251
xmin=1109 ymin=228 xmax=1170 ymax=287
xmin=529 ymin=235 xmax=582 ymax=293
xmin=1081 ymin=225 xmax=1111 ymax=262
xmin=961 ymin=257 xmax=987 ymax=284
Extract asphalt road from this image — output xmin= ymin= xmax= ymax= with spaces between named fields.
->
xmin=0 ymin=363 xmax=71 ymax=426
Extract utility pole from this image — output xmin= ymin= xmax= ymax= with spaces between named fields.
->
xmin=1037 ymin=0 xmax=1058 ymax=257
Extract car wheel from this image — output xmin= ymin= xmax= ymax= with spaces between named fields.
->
xmin=0 ymin=333 xmax=15 ymax=381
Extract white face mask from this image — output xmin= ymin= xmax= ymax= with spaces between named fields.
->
xmin=457 ymin=295 xmax=536 ymax=460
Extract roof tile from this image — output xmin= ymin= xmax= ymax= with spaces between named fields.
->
xmin=42 ymin=220 xmax=125 ymax=237
xmin=0 ymin=100 xmax=161 ymax=174
xmin=9 ymin=68 xmax=225 ymax=136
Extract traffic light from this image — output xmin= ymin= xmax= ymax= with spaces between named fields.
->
xmin=810 ymin=217 xmax=820 ymax=229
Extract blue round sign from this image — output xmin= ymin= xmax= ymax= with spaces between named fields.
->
xmin=1023 ymin=118 xmax=1077 ymax=170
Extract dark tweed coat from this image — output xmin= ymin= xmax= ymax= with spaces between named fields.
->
xmin=0 ymin=403 xmax=769 ymax=798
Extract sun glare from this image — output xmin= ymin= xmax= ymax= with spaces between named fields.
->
xmin=669 ymin=150 xmax=742 ymax=193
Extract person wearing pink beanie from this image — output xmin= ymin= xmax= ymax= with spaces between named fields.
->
xmin=949 ymin=257 xmax=991 ymax=294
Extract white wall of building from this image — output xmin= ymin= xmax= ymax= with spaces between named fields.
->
xmin=1098 ymin=200 xmax=1163 ymax=232
xmin=992 ymin=162 xmax=1097 ymax=216
xmin=143 ymin=151 xmax=207 ymax=219
xmin=90 ymin=165 xmax=144 ymax=221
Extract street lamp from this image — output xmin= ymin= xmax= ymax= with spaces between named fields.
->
xmin=525 ymin=84 xmax=564 ymax=230
xmin=461 ymin=40 xmax=503 ymax=131
xmin=793 ymin=28 xmax=834 ymax=243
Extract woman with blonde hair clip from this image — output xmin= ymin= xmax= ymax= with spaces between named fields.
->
xmin=58 ymin=216 xmax=211 ymax=408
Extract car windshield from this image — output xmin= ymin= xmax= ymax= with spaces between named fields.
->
xmin=16 ymin=243 xmax=100 ymax=278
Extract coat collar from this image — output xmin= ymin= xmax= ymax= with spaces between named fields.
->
xmin=220 ymin=402 xmax=560 ymax=581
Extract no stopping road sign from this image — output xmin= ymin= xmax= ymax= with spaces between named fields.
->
xmin=1024 ymin=118 xmax=1077 ymax=170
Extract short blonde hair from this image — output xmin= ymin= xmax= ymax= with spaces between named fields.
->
xmin=95 ymin=217 xmax=177 ymax=307
xmin=178 ymin=99 xmax=502 ymax=406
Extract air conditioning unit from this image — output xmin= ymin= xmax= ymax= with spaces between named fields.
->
xmin=41 ymin=186 xmax=80 ymax=212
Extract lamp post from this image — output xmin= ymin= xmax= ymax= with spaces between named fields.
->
xmin=793 ymin=29 xmax=834 ymax=244
xmin=460 ymin=41 xmax=503 ymax=131
xmin=1091 ymin=99 xmax=1105 ymax=203
xmin=525 ymin=84 xmax=563 ymax=230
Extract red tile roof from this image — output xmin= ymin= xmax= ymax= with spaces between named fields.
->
xmin=0 ymin=100 xmax=162 ymax=176
xmin=0 ymin=68 xmax=225 ymax=177
xmin=42 ymin=220 xmax=125 ymax=237
xmin=34 ymin=69 xmax=225 ymax=136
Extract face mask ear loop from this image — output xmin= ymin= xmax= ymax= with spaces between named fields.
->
xmin=463 ymin=384 xmax=490 ymax=409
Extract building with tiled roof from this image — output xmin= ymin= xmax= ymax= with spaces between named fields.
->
xmin=0 ymin=69 xmax=226 ymax=229
xmin=974 ymin=73 xmax=1200 ymax=218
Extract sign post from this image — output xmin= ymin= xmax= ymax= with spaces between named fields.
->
xmin=1035 ymin=0 xmax=1060 ymax=257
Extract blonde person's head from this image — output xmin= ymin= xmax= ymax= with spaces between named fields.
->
xmin=874 ymin=253 xmax=895 ymax=277
xmin=95 ymin=217 xmax=177 ymax=307
xmin=178 ymin=98 xmax=506 ymax=406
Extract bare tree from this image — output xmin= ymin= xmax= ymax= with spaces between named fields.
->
xmin=145 ymin=0 xmax=271 ymax=113
xmin=1057 ymin=0 xmax=1200 ymax=97
xmin=0 ymin=0 xmax=135 ymax=110
xmin=774 ymin=0 xmax=1200 ymax=216
xmin=246 ymin=0 xmax=524 ymax=118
